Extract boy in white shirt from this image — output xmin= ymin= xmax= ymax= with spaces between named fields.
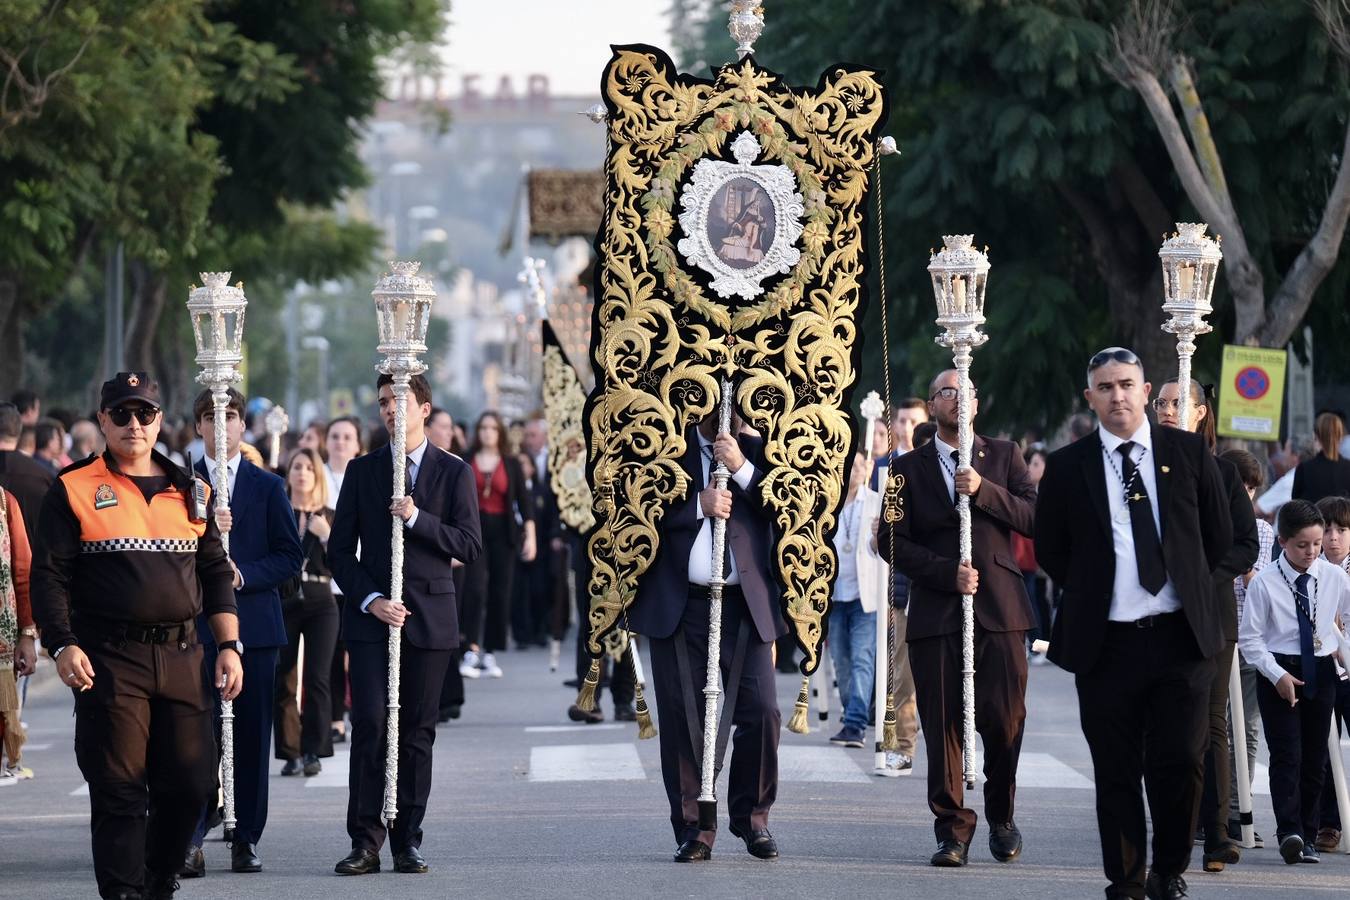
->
xmin=1313 ymin=496 xmax=1350 ymax=851
xmin=1238 ymin=499 xmax=1350 ymax=864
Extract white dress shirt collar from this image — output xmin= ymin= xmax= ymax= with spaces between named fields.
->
xmin=202 ymin=452 xmax=240 ymax=494
xmin=1097 ymin=419 xmax=1152 ymax=458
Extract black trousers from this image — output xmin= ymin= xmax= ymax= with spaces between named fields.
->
xmin=1319 ymin=676 xmax=1350 ymax=828
xmin=346 ymin=638 xmax=452 ymax=853
xmin=908 ymin=626 xmax=1027 ymax=843
xmin=1199 ymin=640 xmax=1235 ymax=848
xmin=274 ymin=587 xmax=339 ymax=760
xmin=460 ymin=513 xmax=515 ymax=653
xmin=1075 ymin=613 xmax=1213 ymax=899
xmin=646 ymin=586 xmax=779 ymax=848
xmin=330 ymin=593 xmax=348 ymax=725
xmin=73 ymin=635 xmax=215 ymax=899
xmin=1257 ymin=653 xmax=1337 ymax=841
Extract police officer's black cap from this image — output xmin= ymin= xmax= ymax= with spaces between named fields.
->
xmin=100 ymin=372 xmax=161 ymax=410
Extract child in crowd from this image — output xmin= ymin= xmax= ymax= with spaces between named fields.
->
xmin=1314 ymin=496 xmax=1350 ymax=851
xmin=1238 ymin=500 xmax=1350 ymax=864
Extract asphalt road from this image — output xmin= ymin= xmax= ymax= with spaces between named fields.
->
xmin=2 ymin=643 xmax=1346 ymax=899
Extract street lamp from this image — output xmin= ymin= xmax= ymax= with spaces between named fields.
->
xmin=927 ymin=234 xmax=991 ymax=791
xmin=370 ymin=259 xmax=436 ymax=824
xmin=1159 ymin=223 xmax=1222 ymax=428
xmin=186 ymin=270 xmax=247 ymax=837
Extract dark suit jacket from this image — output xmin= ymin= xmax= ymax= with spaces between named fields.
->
xmin=195 ymin=458 xmax=303 ymax=649
xmin=330 ymin=442 xmax=482 ymax=650
xmin=629 ymin=430 xmax=788 ymax=644
xmin=879 ymin=435 xmax=1037 ymax=641
xmin=0 ymin=449 xmax=53 ymax=543
xmin=1213 ymin=454 xmax=1259 ymax=641
xmin=1292 ymin=453 xmax=1350 ymax=503
xmin=1034 ymin=424 xmax=1233 ymax=674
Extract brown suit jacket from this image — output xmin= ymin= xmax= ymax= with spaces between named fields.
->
xmin=879 ymin=435 xmax=1037 ymax=641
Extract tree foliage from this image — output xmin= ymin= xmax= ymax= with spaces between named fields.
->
xmin=676 ymin=0 xmax=1350 ymax=435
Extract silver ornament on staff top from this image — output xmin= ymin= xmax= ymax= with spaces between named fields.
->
xmin=728 ymin=0 xmax=765 ymax=58
xmin=371 ymin=259 xmax=436 ymax=824
xmin=927 ymin=234 xmax=990 ymax=791
xmin=1159 ymin=223 xmax=1222 ymax=428
xmin=264 ymin=405 xmax=289 ymax=470
xmin=186 ymin=270 xmax=248 ymax=838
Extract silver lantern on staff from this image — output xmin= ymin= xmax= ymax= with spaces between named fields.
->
xmin=371 ymin=259 xmax=436 ymax=824
xmin=1159 ymin=223 xmax=1221 ymax=428
xmin=927 ymin=234 xmax=990 ymax=790
xmin=264 ymin=405 xmax=289 ymax=470
xmin=187 ymin=270 xmax=248 ymax=837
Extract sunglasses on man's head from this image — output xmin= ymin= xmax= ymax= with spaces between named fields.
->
xmin=1087 ymin=347 xmax=1141 ymax=370
xmin=106 ymin=406 xmax=160 ymax=427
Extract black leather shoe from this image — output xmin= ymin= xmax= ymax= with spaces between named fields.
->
xmin=281 ymin=757 xmax=303 ymax=776
xmin=674 ymin=839 xmax=712 ymax=862
xmin=567 ymin=703 xmax=604 ymax=724
xmin=221 ymin=826 xmax=235 ymax=845
xmin=335 ymin=848 xmax=381 ymax=875
xmin=331 ymin=727 xmax=347 ymax=744
xmin=230 ymin=842 xmax=262 ymax=873
xmin=393 ymin=847 xmax=429 ymax=873
xmin=144 ymin=872 xmax=180 ymax=900
xmin=614 ymin=704 xmax=637 ymax=722
xmin=302 ymin=753 xmax=322 ymax=776
xmin=989 ymin=821 xmax=1022 ymax=862
xmin=1202 ymin=839 xmax=1240 ymax=872
xmin=179 ymin=845 xmax=205 ymax=878
xmin=1145 ymin=870 xmax=1189 ymax=899
xmin=729 ymin=824 xmax=778 ymax=859
xmin=930 ymin=838 xmax=969 ymax=867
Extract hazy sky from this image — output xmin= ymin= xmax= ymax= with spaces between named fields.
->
xmin=442 ymin=0 xmax=675 ymax=98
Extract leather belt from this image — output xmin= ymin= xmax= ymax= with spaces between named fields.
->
xmin=76 ymin=618 xmax=195 ymax=645
xmin=1107 ymin=610 xmax=1184 ymax=630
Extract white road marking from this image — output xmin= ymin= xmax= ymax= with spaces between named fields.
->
xmin=71 ymin=783 xmax=89 ymax=796
xmin=777 ymin=746 xmax=870 ymax=783
xmin=1014 ymin=752 xmax=1095 ymax=790
xmin=524 ymin=724 xmax=626 ymax=733
xmin=20 ymin=743 xmax=52 ymax=752
xmin=528 ymin=743 xmax=646 ymax=782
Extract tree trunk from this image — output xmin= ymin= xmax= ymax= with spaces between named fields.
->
xmin=0 ymin=276 xmax=25 ymax=389
xmin=123 ymin=261 xmax=167 ymax=371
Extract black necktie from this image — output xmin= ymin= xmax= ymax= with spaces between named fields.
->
xmin=949 ymin=449 xmax=959 ymax=505
xmin=702 ymin=444 xmax=733 ymax=578
xmin=1295 ymin=573 xmax=1319 ymax=699
xmin=1118 ymin=442 xmax=1167 ymax=595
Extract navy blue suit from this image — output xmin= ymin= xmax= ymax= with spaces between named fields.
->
xmin=193 ymin=457 xmax=303 ymax=848
xmin=329 ymin=442 xmax=481 ymax=853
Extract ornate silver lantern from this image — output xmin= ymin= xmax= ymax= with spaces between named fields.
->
xmin=264 ymin=405 xmax=289 ymax=470
xmin=186 ymin=270 xmax=247 ymax=837
xmin=1159 ymin=223 xmax=1222 ymax=428
xmin=370 ymin=260 xmax=436 ymax=824
xmin=927 ymin=234 xmax=991 ymax=791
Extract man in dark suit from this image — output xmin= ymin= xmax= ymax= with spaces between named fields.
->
xmin=186 ymin=388 xmax=304 ymax=875
xmin=329 ymin=373 xmax=481 ymax=876
xmin=0 ymin=402 xmax=54 ymax=543
xmin=630 ymin=411 xmax=787 ymax=863
xmin=1035 ymin=348 xmax=1233 ymax=900
xmin=878 ymin=369 xmax=1036 ymax=868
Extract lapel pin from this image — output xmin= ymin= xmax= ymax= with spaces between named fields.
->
xmin=1161 ymin=465 xmax=1170 ymax=474
xmin=978 ymin=450 xmax=985 ymax=458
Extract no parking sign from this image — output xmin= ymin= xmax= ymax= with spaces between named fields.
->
xmin=1217 ymin=345 xmax=1286 ymax=440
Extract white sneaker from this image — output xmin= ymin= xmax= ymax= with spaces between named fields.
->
xmin=0 ymin=771 xmax=15 ymax=787
xmin=882 ymin=751 xmax=913 ymax=777
xmin=481 ymin=652 xmax=503 ymax=678
xmin=459 ymin=649 xmax=482 ymax=679
xmin=2 ymin=764 xmax=33 ymax=781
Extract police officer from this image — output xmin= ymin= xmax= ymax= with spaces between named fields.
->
xmin=32 ymin=372 xmax=241 ymax=900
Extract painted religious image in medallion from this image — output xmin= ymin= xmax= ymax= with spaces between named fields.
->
xmin=710 ymin=178 xmax=775 ymax=270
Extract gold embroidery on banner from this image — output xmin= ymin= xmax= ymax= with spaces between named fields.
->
xmin=585 ymin=46 xmax=887 ymax=673
xmin=542 ymin=337 xmax=596 ymax=534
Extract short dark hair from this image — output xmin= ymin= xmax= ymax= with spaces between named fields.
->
xmin=35 ymin=418 xmax=62 ymax=451
xmin=1316 ymin=496 xmax=1350 ymax=530
xmin=1277 ymin=499 xmax=1324 ymax=540
xmin=11 ymin=389 xmax=38 ymax=415
xmin=894 ymin=397 xmax=926 ymax=415
xmin=913 ymin=421 xmax=938 ymax=448
xmin=325 ymin=416 xmax=366 ymax=453
xmin=192 ymin=387 xmax=246 ymax=424
xmin=1086 ymin=346 xmax=1144 ymax=387
xmin=0 ymin=402 xmax=20 ymax=440
xmin=1024 ymin=445 xmax=1048 ymax=467
xmin=376 ymin=372 xmax=433 ymax=409
xmin=1219 ymin=449 xmax=1264 ymax=491
xmin=429 ymin=406 xmax=450 ymax=423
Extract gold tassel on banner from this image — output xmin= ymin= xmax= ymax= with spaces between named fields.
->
xmin=635 ymin=685 xmax=657 ymax=740
xmin=786 ymin=674 xmax=811 ymax=734
xmin=576 ymin=658 xmax=601 ymax=712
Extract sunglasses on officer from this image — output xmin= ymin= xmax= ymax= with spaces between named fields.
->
xmin=105 ymin=406 xmax=161 ymax=427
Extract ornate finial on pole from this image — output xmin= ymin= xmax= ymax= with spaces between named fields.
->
xmin=518 ymin=256 xmax=548 ymax=317
xmin=370 ymin=259 xmax=437 ymax=824
xmin=186 ymin=270 xmax=248 ymax=838
xmin=877 ymin=136 xmax=900 ymax=157
xmin=1158 ymin=223 xmax=1222 ymax=428
xmin=264 ymin=405 xmax=289 ymax=470
xmin=729 ymin=1 xmax=765 ymax=58
xmin=580 ymin=103 xmax=608 ymax=124
xmin=927 ymin=234 xmax=993 ymax=791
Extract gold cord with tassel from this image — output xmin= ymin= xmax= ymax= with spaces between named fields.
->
xmin=635 ymin=688 xmax=657 ymax=739
xmin=576 ymin=658 xmax=601 ymax=712
xmin=786 ymin=674 xmax=811 ymax=734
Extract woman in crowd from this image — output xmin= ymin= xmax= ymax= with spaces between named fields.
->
xmin=1 ymin=487 xmax=36 ymax=783
xmin=1014 ymin=445 xmax=1050 ymax=664
xmin=323 ymin=416 xmax=364 ymax=743
xmin=1292 ymin=412 xmax=1350 ymax=503
xmin=459 ymin=411 xmax=536 ymax=679
xmin=273 ymin=447 xmax=339 ymax=776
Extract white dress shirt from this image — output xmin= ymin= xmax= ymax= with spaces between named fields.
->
xmin=1097 ymin=422 xmax=1183 ymax=621
xmin=831 ymin=492 xmax=865 ymax=603
xmin=362 ymin=438 xmax=430 ymax=612
xmin=1238 ymin=555 xmax=1350 ymax=687
xmin=202 ymin=451 xmax=240 ymax=499
xmin=688 ymin=432 xmax=755 ymax=586
xmin=932 ymin=435 xmax=959 ymax=504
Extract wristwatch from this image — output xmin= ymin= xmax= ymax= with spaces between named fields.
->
xmin=20 ymin=626 xmax=37 ymax=638
xmin=217 ymin=639 xmax=245 ymax=656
